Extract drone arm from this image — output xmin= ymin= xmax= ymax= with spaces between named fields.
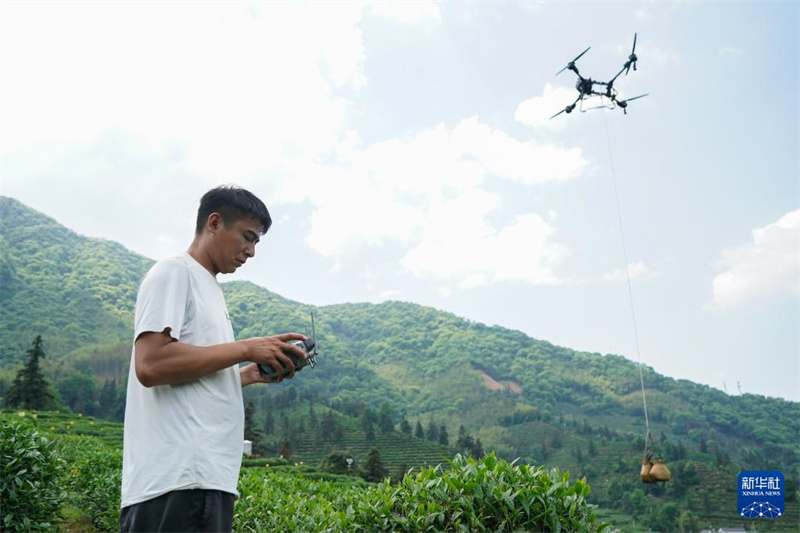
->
xmin=610 ymin=66 xmax=626 ymax=85
xmin=550 ymin=93 xmax=584 ymax=119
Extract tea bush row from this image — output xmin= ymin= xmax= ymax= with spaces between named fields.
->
xmin=1 ymin=419 xmax=66 ymax=532
xmin=235 ymin=453 xmax=608 ymax=532
xmin=55 ymin=435 xmax=122 ymax=533
xmin=342 ymin=453 xmax=607 ymax=532
xmin=2 ymin=416 xmax=606 ymax=532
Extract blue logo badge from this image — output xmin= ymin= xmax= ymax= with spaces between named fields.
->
xmin=738 ymin=471 xmax=784 ymax=519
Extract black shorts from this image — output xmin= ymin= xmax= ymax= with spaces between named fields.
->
xmin=120 ymin=489 xmax=235 ymax=533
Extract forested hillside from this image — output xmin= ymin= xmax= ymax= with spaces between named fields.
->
xmin=0 ymin=196 xmax=153 ymax=364
xmin=1 ymin=196 xmax=798 ymax=531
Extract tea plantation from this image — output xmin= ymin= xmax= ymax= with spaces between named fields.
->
xmin=1 ymin=410 xmax=607 ymax=532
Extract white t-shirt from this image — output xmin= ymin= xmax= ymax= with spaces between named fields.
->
xmin=121 ymin=252 xmax=244 ymax=508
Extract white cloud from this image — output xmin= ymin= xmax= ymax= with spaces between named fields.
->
xmin=564 ymin=261 xmax=662 ymax=286
xmin=515 ymin=83 xmax=580 ymax=129
xmin=272 ymin=116 xmax=586 ymax=287
xmin=710 ymin=210 xmax=800 ymax=309
xmin=401 ymin=208 xmax=565 ymax=288
xmin=0 ymin=2 xmax=365 ymax=178
xmin=0 ymin=2 xmax=372 ymax=261
xmin=452 ymin=117 xmax=587 ymax=183
xmin=600 ymin=261 xmax=662 ymax=283
xmin=1 ymin=2 xmax=588 ymax=292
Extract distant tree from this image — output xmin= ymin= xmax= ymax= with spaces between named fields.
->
xmin=308 ymin=404 xmax=318 ymax=432
xmin=414 ymin=421 xmax=424 ymax=439
xmin=539 ymin=442 xmax=550 ymax=460
xmin=456 ymin=425 xmax=474 ymax=454
xmin=319 ymin=449 xmax=349 ymax=475
xmin=98 ymin=378 xmax=117 ymax=418
xmin=377 ymin=403 xmax=394 ymax=433
xmin=646 ymin=502 xmax=680 ymax=532
xmin=588 ymin=439 xmax=597 ymax=457
xmin=112 ymin=384 xmax=126 ymax=422
xmin=399 ymin=418 xmax=412 ymax=435
xmin=377 ymin=411 xmax=393 ymax=433
xmin=362 ymin=408 xmax=376 ymax=425
xmin=784 ymin=475 xmax=797 ymax=502
xmin=678 ymin=510 xmax=699 ymax=533
xmin=332 ymin=417 xmax=345 ymax=442
xmin=264 ymin=410 xmax=275 ymax=435
xmin=321 ymin=410 xmax=336 ymax=440
xmin=472 ymin=438 xmax=484 ymax=458
xmin=395 ymin=462 xmax=409 ymax=484
xmin=362 ymin=408 xmax=376 ymax=441
xmin=364 ymin=422 xmax=375 ymax=442
xmin=606 ymin=479 xmax=624 ymax=504
xmin=279 ymin=439 xmax=292 ymax=459
xmin=6 ymin=336 xmax=57 ymax=410
xmin=58 ymin=373 xmax=100 ymax=416
xmin=426 ymin=420 xmax=438 ymax=442
xmin=438 ymin=424 xmax=449 ymax=446
xmin=715 ymin=447 xmax=730 ymax=466
xmin=360 ymin=447 xmax=388 ymax=483
xmin=320 ymin=410 xmax=344 ymax=443
xmin=244 ymin=400 xmax=266 ymax=454
xmin=626 ymin=488 xmax=647 ymax=515
xmin=279 ymin=412 xmax=291 ymax=441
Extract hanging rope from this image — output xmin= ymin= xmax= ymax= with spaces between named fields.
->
xmin=600 ymin=110 xmax=651 ymax=461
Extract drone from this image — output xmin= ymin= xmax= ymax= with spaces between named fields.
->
xmin=551 ymin=33 xmax=648 ymax=119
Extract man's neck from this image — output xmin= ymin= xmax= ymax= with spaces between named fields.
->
xmin=187 ymin=238 xmax=218 ymax=277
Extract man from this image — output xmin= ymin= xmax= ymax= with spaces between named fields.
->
xmin=120 ymin=185 xmax=307 ymax=532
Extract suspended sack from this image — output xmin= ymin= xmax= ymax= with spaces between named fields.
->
xmin=640 ymin=460 xmax=655 ymax=483
xmin=648 ymin=460 xmax=671 ymax=482
xmin=639 ymin=432 xmax=670 ymax=483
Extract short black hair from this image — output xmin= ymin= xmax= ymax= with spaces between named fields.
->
xmin=195 ymin=185 xmax=272 ymax=236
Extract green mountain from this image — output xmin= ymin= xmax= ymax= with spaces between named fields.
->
xmin=1 ymin=195 xmax=798 ymax=531
xmin=0 ymin=196 xmax=153 ymax=364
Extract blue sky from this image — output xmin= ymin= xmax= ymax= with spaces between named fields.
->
xmin=1 ymin=2 xmax=797 ymax=401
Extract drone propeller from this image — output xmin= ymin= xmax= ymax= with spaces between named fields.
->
xmin=625 ymin=33 xmax=638 ymax=75
xmin=619 ymin=93 xmax=648 ymax=104
xmin=617 ymin=93 xmax=648 ymax=113
xmin=550 ymin=103 xmax=576 ymax=119
xmin=556 ymin=46 xmax=590 ymax=76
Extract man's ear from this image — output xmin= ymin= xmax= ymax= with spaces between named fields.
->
xmin=207 ymin=212 xmax=223 ymax=234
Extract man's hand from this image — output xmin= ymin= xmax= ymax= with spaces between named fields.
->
xmin=239 ymin=361 xmax=304 ymax=387
xmin=241 ymin=333 xmax=307 ymax=385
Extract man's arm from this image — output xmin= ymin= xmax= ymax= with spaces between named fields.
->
xmin=135 ymin=330 xmax=306 ymax=387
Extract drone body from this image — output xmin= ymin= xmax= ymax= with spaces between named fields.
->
xmin=551 ymin=33 xmax=648 ymax=119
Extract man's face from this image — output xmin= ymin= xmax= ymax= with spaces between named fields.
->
xmin=211 ymin=215 xmax=262 ymax=275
